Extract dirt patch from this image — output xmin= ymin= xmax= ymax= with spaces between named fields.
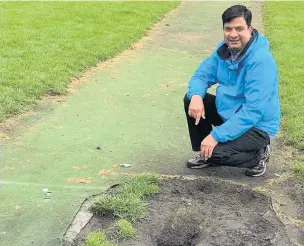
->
xmin=0 ymin=132 xmax=10 ymax=141
xmin=67 ymin=177 xmax=92 ymax=184
xmin=73 ymin=178 xmax=292 ymax=246
xmin=98 ymin=169 xmax=117 ymax=176
xmin=0 ymin=110 xmax=38 ymax=134
xmin=72 ymin=166 xmax=88 ymax=171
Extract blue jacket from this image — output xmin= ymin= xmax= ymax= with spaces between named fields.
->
xmin=187 ymin=30 xmax=280 ymax=143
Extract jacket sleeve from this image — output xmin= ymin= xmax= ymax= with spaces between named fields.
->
xmin=187 ymin=50 xmax=219 ymax=99
xmin=211 ymin=57 xmax=277 ymax=143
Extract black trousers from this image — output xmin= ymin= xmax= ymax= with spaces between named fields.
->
xmin=184 ymin=94 xmax=270 ymax=168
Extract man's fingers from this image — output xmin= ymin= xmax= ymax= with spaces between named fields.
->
xmin=188 ymin=105 xmax=204 ymax=122
xmin=200 ymin=145 xmax=207 ymax=160
xmin=202 ymin=109 xmax=206 ymax=119
xmin=188 ymin=109 xmax=196 ymax=118
xmin=195 ymin=111 xmax=202 ymax=125
xmin=207 ymin=146 xmax=213 ymax=158
xmin=204 ymin=147 xmax=209 ymax=160
xmin=189 ymin=108 xmax=204 ymax=124
xmin=201 ymin=145 xmax=213 ymax=160
xmin=200 ymin=148 xmax=205 ymax=160
xmin=195 ymin=116 xmax=200 ymax=125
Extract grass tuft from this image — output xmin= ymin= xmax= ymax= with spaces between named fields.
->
xmin=91 ymin=174 xmax=160 ymax=221
xmin=115 ymin=219 xmax=136 ymax=238
xmin=91 ymin=195 xmax=147 ymax=221
xmin=84 ymin=232 xmax=115 ymax=246
xmin=294 ymin=162 xmax=304 ymax=186
xmin=120 ymin=173 xmax=160 ymax=198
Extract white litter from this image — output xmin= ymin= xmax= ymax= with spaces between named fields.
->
xmin=43 ymin=188 xmax=52 ymax=200
xmin=120 ymin=164 xmax=132 ymax=168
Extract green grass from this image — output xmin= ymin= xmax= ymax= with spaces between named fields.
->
xmin=0 ymin=2 xmax=179 ymax=121
xmin=84 ymin=232 xmax=115 ymax=246
xmin=116 ymin=219 xmax=136 ymax=238
xmin=264 ymin=2 xmax=304 ymax=183
xmin=263 ymin=2 xmax=304 ymax=147
xmin=91 ymin=174 xmax=160 ymax=221
xmin=294 ymin=162 xmax=304 ymax=185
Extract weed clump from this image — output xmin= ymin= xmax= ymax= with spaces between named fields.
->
xmin=91 ymin=174 xmax=160 ymax=221
xmin=116 ymin=219 xmax=136 ymax=238
xmin=84 ymin=232 xmax=115 ymax=246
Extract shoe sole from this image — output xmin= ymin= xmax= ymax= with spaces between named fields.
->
xmin=246 ymin=162 xmax=267 ymax=177
xmin=186 ymin=163 xmax=212 ymax=169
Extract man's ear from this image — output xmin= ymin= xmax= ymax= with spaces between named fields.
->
xmin=249 ymin=25 xmax=253 ymax=33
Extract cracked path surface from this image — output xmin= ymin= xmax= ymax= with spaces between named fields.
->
xmin=0 ymin=2 xmax=303 ymax=246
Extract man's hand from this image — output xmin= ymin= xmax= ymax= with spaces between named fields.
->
xmin=188 ymin=95 xmax=205 ymax=125
xmin=201 ymin=134 xmax=218 ymax=160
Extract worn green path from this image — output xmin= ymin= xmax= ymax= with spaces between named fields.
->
xmin=0 ymin=2 xmax=265 ymax=246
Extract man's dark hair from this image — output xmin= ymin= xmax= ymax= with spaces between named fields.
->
xmin=222 ymin=5 xmax=252 ymax=27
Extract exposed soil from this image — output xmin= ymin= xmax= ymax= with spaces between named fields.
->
xmin=74 ymin=177 xmax=293 ymax=246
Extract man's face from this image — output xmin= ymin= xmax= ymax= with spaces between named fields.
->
xmin=223 ymin=17 xmax=253 ymax=52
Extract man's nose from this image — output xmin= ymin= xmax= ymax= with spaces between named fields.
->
xmin=229 ymin=29 xmax=238 ymax=38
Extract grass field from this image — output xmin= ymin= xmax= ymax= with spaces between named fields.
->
xmin=0 ymin=2 xmax=178 ymax=121
xmin=263 ymin=2 xmax=304 ymax=183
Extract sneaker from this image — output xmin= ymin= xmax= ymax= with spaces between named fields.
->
xmin=262 ymin=144 xmax=270 ymax=162
xmin=246 ymin=145 xmax=270 ymax=177
xmin=186 ymin=155 xmax=213 ymax=169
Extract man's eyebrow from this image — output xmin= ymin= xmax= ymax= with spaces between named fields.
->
xmin=224 ymin=25 xmax=245 ymax=29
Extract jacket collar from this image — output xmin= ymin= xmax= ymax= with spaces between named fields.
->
xmin=217 ymin=29 xmax=258 ymax=61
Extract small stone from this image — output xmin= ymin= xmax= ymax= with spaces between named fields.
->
xmin=183 ymin=175 xmax=198 ymax=181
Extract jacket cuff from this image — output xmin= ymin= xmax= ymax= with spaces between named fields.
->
xmin=187 ymin=92 xmax=205 ymax=100
xmin=211 ymin=129 xmax=221 ymax=143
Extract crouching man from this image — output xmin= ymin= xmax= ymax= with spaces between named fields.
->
xmin=184 ymin=5 xmax=280 ymax=177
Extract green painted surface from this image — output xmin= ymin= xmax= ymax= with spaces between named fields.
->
xmin=0 ymin=2 xmax=264 ymax=245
